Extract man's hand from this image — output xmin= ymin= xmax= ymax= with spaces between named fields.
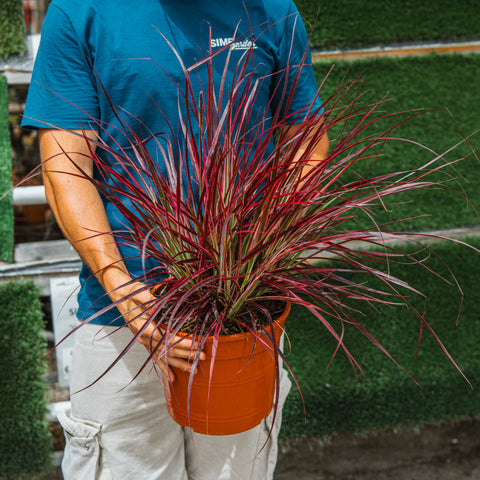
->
xmin=39 ymin=128 xmax=205 ymax=381
xmin=116 ymin=281 xmax=206 ymax=381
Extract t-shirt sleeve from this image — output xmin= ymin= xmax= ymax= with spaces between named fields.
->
xmin=21 ymin=4 xmax=100 ymax=130
xmin=270 ymin=1 xmax=323 ymax=123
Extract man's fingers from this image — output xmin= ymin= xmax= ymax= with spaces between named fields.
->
xmin=156 ymin=354 xmax=201 ymax=380
xmin=156 ymin=358 xmax=176 ymax=382
xmin=140 ymin=331 xmax=207 ymax=361
xmin=151 ymin=343 xmax=206 ymax=366
xmin=122 ymin=284 xmax=206 ymax=380
xmin=168 ymin=342 xmax=207 ymax=361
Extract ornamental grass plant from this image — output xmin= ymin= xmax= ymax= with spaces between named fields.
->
xmin=42 ymin=38 xmax=477 ymax=411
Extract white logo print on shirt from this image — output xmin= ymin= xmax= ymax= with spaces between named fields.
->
xmin=210 ymin=38 xmax=257 ymax=51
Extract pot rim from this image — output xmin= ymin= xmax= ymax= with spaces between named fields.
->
xmin=162 ymin=302 xmax=290 ymax=344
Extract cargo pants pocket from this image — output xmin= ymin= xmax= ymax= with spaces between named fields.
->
xmin=58 ymin=409 xmax=103 ymax=480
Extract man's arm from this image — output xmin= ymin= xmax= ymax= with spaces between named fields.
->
xmin=282 ymin=122 xmax=330 ymax=184
xmin=40 ymin=128 xmax=204 ymax=379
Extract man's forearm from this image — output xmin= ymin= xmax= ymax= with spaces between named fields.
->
xmin=40 ymin=129 xmax=132 ymax=305
xmin=282 ymin=121 xmax=330 ymax=185
xmin=39 ymin=129 xmax=203 ymax=375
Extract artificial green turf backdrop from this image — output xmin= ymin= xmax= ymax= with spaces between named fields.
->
xmin=283 ymin=236 xmax=480 ymax=437
xmin=313 ymin=54 xmax=480 ymax=233
xmin=0 ymin=282 xmax=51 ymax=477
xmin=0 ymin=76 xmax=13 ymax=263
xmin=288 ymin=12 xmax=480 ymax=437
xmin=0 ymin=0 xmax=26 ymax=58
xmin=298 ymin=0 xmax=480 ymax=51
xmin=281 ymin=53 xmax=480 ymax=437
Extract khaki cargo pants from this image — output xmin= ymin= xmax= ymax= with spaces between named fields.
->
xmin=58 ymin=323 xmax=291 ymax=480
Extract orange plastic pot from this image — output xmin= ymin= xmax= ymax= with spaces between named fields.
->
xmin=162 ymin=303 xmax=290 ymax=435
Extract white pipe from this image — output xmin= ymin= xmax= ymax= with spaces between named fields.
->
xmin=12 ymin=185 xmax=47 ymax=206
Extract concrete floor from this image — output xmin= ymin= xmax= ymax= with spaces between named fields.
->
xmin=275 ymin=417 xmax=480 ymax=479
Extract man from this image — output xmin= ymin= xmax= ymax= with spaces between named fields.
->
xmin=23 ymin=0 xmax=328 ymax=478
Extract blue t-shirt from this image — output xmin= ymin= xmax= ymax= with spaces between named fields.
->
xmin=23 ymin=0 xmax=322 ymax=325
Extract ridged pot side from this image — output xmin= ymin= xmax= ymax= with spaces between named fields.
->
xmin=162 ymin=303 xmax=290 ymax=435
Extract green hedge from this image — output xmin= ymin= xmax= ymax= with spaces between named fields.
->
xmin=313 ymin=54 xmax=480 ymax=233
xmin=0 ymin=76 xmax=13 ymax=263
xmin=297 ymin=0 xmax=480 ymax=51
xmin=282 ymin=238 xmax=480 ymax=437
xmin=0 ymin=282 xmax=52 ymax=478
xmin=0 ymin=0 xmax=26 ymax=58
